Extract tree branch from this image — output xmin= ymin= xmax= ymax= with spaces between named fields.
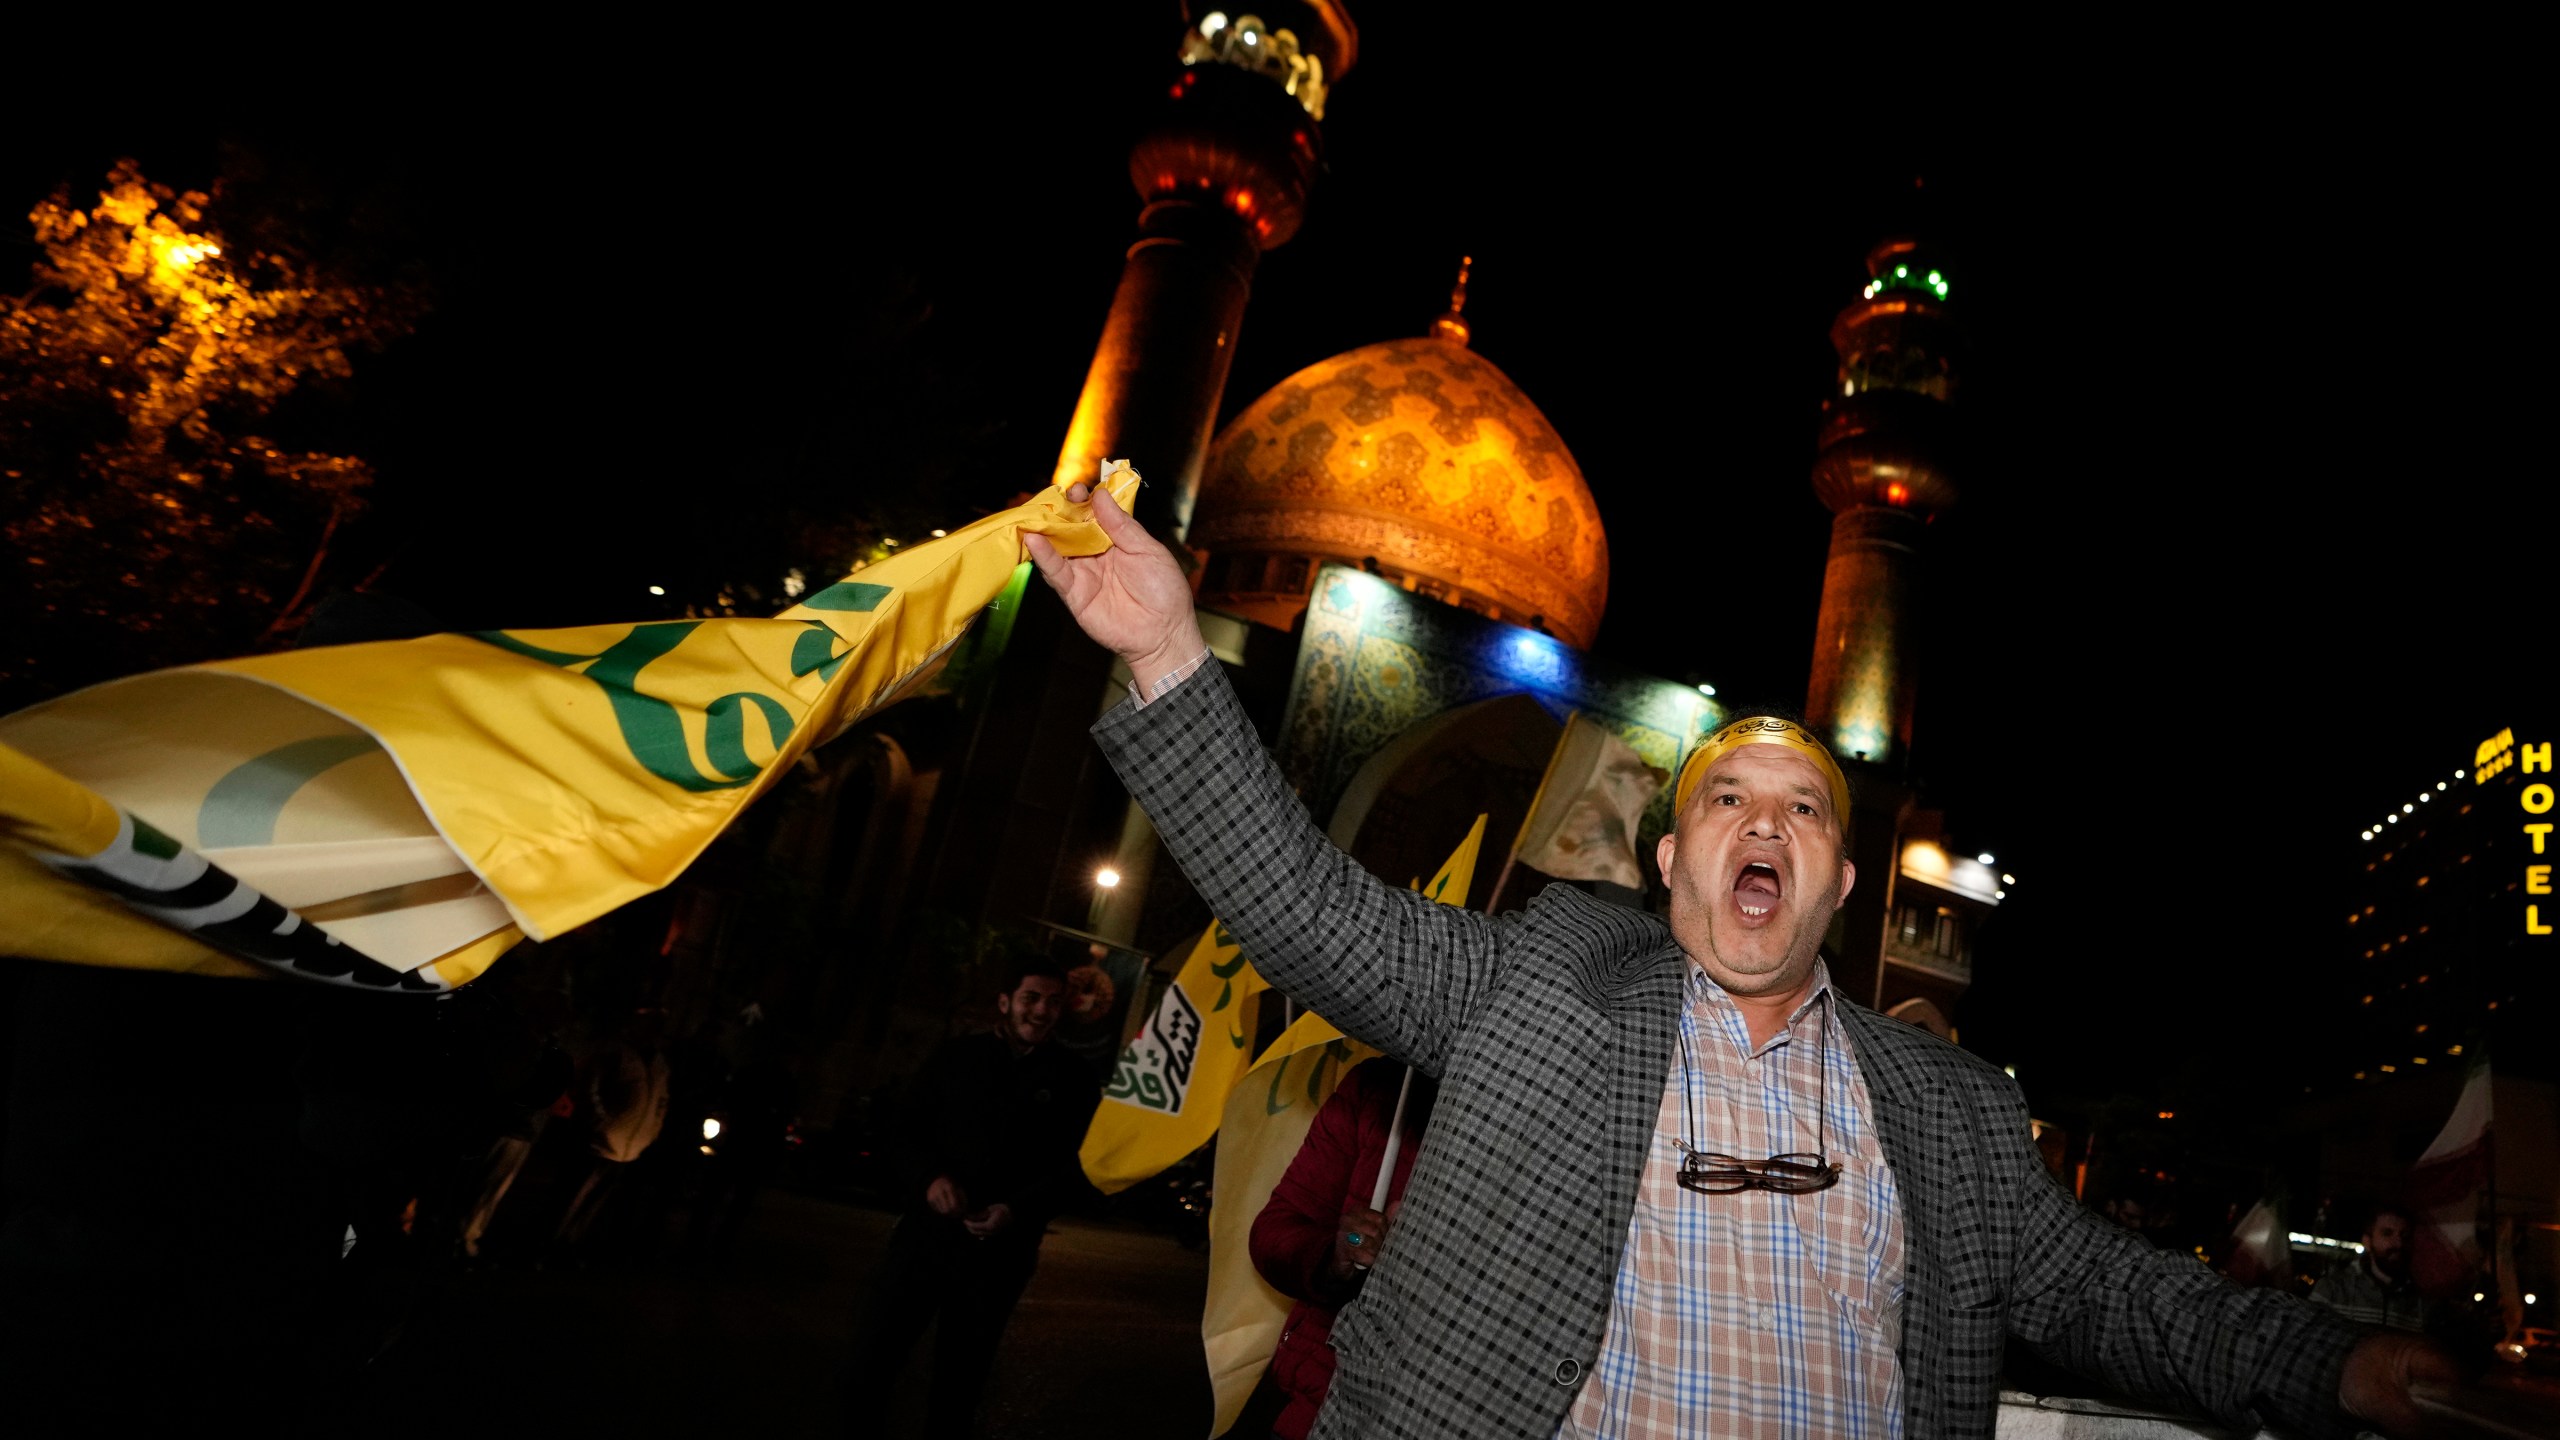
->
xmin=260 ymin=497 xmax=345 ymax=645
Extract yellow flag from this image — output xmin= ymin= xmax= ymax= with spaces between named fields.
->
xmin=1201 ymin=813 xmax=1484 ymax=1437
xmin=1202 ymin=1012 xmax=1375 ymax=1435
xmin=1079 ymin=918 xmax=1270 ymax=1194
xmin=0 ymin=467 xmax=1142 ymax=989
xmin=1417 ymin=811 xmax=1486 ymax=911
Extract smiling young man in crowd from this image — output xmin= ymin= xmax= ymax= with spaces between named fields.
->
xmin=1025 ymin=483 xmax=2454 ymax=1438
xmin=845 ymin=958 xmax=1096 ymax=1436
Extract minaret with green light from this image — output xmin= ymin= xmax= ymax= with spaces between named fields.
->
xmin=1803 ymin=237 xmax=1961 ymax=769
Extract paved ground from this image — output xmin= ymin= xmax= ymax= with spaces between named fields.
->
xmin=326 ymin=1190 xmax=1214 ymax=1439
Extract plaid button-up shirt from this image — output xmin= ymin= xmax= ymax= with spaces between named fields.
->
xmin=1558 ymin=960 xmax=1907 ymax=1439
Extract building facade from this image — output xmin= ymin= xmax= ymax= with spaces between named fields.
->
xmin=2290 ymin=720 xmax=2560 ymax=1319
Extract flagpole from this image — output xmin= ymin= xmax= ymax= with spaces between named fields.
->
xmin=1490 ymin=711 xmax=1577 ymax=917
xmin=1365 ymin=1064 xmax=1417 ymax=1216
xmin=1372 ymin=1065 xmax=1413 ymax=1209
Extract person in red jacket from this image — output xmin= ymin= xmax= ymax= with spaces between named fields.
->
xmin=1245 ymin=1056 xmax=1437 ymax=1440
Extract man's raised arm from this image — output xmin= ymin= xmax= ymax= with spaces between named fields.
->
xmin=1025 ymin=482 xmax=1507 ymax=1072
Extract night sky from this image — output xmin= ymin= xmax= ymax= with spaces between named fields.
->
xmin=7 ymin=16 xmax=2547 ymax=1113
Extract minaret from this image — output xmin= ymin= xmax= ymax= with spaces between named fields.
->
xmin=889 ymin=10 xmax=1356 ymax=1001
xmin=1803 ymin=237 xmax=1960 ymax=769
xmin=1051 ymin=7 xmax=1356 ymax=544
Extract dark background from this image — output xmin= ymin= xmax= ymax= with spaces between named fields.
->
xmin=5 ymin=14 xmax=2547 ymax=1118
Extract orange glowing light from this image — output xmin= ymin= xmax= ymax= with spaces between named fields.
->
xmin=1885 ymin=482 xmax=1909 ymax=505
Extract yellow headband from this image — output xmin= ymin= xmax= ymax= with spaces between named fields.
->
xmin=1673 ymin=716 xmax=1852 ymax=824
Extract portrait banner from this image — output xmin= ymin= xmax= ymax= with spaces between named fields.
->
xmin=1514 ymin=711 xmax=1667 ymax=890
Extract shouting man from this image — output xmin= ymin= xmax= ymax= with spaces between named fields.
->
xmin=1026 ymin=482 xmax=2453 ymax=1439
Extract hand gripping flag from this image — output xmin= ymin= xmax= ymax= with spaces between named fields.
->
xmin=1200 ymin=814 xmax=1483 ymax=1437
xmin=0 ymin=465 xmax=1144 ymax=990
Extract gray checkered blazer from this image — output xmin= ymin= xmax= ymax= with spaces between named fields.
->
xmin=1094 ymin=669 xmax=2365 ymax=1439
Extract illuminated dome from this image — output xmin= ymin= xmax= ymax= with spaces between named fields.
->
xmin=1190 ymin=320 xmax=1608 ymax=649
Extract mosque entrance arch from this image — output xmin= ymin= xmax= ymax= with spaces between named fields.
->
xmin=1325 ymin=692 xmax=1561 ymax=901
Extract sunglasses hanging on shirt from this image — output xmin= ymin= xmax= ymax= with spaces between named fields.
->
xmin=1674 ymin=996 xmax=1843 ymax=1196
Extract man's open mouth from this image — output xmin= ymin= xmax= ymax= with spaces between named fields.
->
xmin=1733 ymin=861 xmax=1782 ymax=918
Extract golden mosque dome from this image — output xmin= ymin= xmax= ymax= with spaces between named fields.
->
xmin=1188 ymin=273 xmax=1609 ymax=649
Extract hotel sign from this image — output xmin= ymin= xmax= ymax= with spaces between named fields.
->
xmin=2479 ymin=728 xmax=2556 ymax=936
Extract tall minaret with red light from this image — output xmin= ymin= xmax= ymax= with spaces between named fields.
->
xmin=1051 ymin=6 xmax=1356 ymax=545
xmin=1803 ymin=238 xmax=1960 ymax=770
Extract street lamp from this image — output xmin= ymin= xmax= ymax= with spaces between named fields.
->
xmin=1095 ymin=867 xmax=1123 ymax=890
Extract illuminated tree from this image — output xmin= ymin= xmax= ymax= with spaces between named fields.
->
xmin=0 ymin=160 xmax=422 ymax=702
